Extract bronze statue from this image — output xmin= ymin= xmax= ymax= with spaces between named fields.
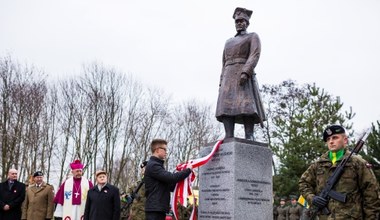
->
xmin=216 ymin=7 xmax=266 ymax=140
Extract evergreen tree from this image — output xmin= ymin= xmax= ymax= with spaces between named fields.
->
xmin=361 ymin=121 xmax=380 ymax=182
xmin=260 ymin=80 xmax=354 ymax=196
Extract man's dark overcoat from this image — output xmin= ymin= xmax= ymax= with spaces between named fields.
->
xmin=0 ymin=180 xmax=26 ymax=220
xmin=84 ymin=183 xmax=121 ymax=220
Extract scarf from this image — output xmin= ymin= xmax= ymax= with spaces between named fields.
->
xmin=329 ymin=149 xmax=345 ymax=165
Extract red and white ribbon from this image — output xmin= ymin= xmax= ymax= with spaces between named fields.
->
xmin=171 ymin=140 xmax=223 ymax=220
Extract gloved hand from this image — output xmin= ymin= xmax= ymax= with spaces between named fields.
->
xmin=312 ymin=196 xmax=328 ymax=208
xmin=239 ymin=73 xmax=248 ymax=85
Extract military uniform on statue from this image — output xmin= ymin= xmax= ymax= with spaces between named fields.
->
xmin=215 ymin=7 xmax=266 ymax=141
xmin=54 ymin=160 xmax=93 ymax=220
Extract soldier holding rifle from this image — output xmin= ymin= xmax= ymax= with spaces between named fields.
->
xmin=299 ymin=125 xmax=380 ymax=219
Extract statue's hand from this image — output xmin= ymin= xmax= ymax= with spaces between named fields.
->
xmin=239 ymin=73 xmax=248 ymax=86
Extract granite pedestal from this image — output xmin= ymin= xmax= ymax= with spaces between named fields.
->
xmin=198 ymin=138 xmax=273 ymax=220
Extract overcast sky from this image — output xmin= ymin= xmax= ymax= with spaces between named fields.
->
xmin=1 ymin=0 xmax=380 ymax=133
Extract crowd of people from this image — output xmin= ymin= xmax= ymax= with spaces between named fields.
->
xmin=0 ymin=161 xmax=120 ymax=220
xmin=1 ymin=126 xmax=380 ymax=220
xmin=273 ymin=196 xmax=309 ymax=220
xmin=0 ymin=138 xmax=192 ymax=220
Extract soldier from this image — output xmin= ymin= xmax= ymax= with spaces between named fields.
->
xmin=22 ymin=171 xmax=55 ymax=220
xmin=127 ymin=180 xmax=146 ymax=220
xmin=288 ymin=195 xmax=302 ymax=220
xmin=276 ymin=197 xmax=289 ymax=220
xmin=299 ymin=125 xmax=380 ymax=219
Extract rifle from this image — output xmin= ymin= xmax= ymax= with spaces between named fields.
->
xmin=311 ymin=131 xmax=370 ymax=219
xmin=121 ymin=161 xmax=147 ymax=214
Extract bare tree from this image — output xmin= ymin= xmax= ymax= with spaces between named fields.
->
xmin=0 ymin=55 xmax=47 ymax=181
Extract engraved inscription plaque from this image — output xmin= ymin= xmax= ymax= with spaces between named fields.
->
xmin=199 ymin=139 xmax=272 ymax=219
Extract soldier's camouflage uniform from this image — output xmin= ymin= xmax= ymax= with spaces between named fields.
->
xmin=121 ymin=181 xmax=146 ymax=220
xmin=299 ymin=150 xmax=380 ymax=220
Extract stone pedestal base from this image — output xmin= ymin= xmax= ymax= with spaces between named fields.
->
xmin=198 ymin=138 xmax=273 ymax=220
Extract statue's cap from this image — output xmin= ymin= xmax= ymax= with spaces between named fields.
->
xmin=323 ymin=125 xmax=345 ymax=142
xmin=233 ymin=7 xmax=253 ymax=22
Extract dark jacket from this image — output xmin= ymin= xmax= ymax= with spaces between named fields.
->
xmin=84 ymin=183 xmax=121 ymax=220
xmin=144 ymin=156 xmax=191 ymax=213
xmin=0 ymin=180 xmax=26 ymax=220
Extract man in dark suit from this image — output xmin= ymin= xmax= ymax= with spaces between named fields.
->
xmin=0 ymin=168 xmax=26 ymax=220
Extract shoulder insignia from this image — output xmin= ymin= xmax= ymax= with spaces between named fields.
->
xmin=365 ymin=163 xmax=373 ymax=169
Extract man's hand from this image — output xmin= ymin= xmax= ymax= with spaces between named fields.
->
xmin=186 ymin=164 xmax=193 ymax=170
xmin=239 ymin=73 xmax=248 ymax=86
xmin=3 ymin=204 xmax=10 ymax=211
xmin=312 ymin=196 xmax=328 ymax=208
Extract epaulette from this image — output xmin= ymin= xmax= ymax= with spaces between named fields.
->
xmin=365 ymin=163 xmax=373 ymax=169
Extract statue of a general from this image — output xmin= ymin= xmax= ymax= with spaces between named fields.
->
xmin=216 ymin=7 xmax=266 ymax=140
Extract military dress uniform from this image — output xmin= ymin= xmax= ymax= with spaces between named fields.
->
xmin=22 ymin=182 xmax=55 ymax=220
xmin=288 ymin=203 xmax=303 ymax=220
xmin=276 ymin=204 xmax=289 ymax=220
xmin=299 ymin=150 xmax=380 ymax=220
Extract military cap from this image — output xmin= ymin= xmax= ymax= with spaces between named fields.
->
xmin=290 ymin=195 xmax=297 ymax=200
xmin=232 ymin=7 xmax=253 ymax=22
xmin=33 ymin=171 xmax=43 ymax=177
xmin=323 ymin=125 xmax=346 ymax=142
xmin=280 ymin=196 xmax=287 ymax=201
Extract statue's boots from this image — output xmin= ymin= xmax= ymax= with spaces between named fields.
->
xmin=244 ymin=117 xmax=255 ymax=141
xmin=223 ymin=117 xmax=235 ymax=139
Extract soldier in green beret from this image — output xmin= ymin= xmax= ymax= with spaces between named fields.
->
xmin=276 ymin=197 xmax=289 ymax=220
xmin=288 ymin=196 xmax=302 ymax=220
xmin=299 ymin=125 xmax=380 ymax=219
